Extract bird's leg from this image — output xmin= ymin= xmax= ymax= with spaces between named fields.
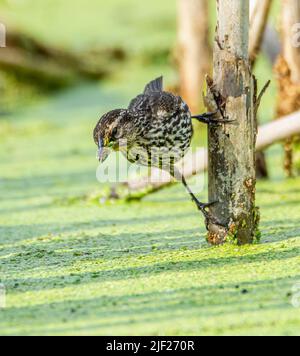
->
xmin=181 ymin=175 xmax=217 ymax=220
xmin=172 ymin=167 xmax=219 ymax=225
xmin=192 ymin=111 xmax=236 ymax=125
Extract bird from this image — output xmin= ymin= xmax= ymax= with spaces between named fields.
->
xmin=93 ymin=77 xmax=229 ymax=226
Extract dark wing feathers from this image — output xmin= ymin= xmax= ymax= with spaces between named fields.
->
xmin=144 ymin=76 xmax=163 ymax=94
xmin=128 ymin=94 xmax=148 ymax=112
xmin=129 ymin=76 xmax=187 ymax=119
xmin=129 ymin=92 xmax=181 ymax=118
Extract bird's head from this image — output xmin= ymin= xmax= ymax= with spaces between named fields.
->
xmin=93 ymin=109 xmax=134 ymax=162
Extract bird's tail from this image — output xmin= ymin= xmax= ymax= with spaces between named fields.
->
xmin=144 ymin=76 xmax=163 ymax=94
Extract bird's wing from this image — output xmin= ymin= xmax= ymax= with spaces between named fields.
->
xmin=144 ymin=76 xmax=163 ymax=94
xmin=149 ymin=92 xmax=181 ymax=118
xmin=128 ymin=77 xmax=164 ymax=112
xmin=129 ymin=92 xmax=183 ymax=119
xmin=128 ymin=94 xmax=150 ymax=113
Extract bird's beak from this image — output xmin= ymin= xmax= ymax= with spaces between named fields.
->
xmin=98 ymin=138 xmax=111 ymax=163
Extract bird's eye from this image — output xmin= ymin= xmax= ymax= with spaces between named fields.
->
xmin=111 ymin=127 xmax=118 ymax=141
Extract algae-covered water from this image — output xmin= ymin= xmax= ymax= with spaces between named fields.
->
xmin=0 ymin=0 xmax=299 ymax=336
xmin=0 ymin=81 xmax=299 ymax=335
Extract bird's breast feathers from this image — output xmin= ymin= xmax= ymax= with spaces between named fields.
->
xmin=124 ymin=109 xmax=192 ymax=168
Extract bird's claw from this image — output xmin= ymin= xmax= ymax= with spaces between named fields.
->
xmin=192 ymin=111 xmax=237 ymax=126
xmin=196 ymin=200 xmax=217 ymax=218
xmin=206 ymin=114 xmax=237 ymax=126
xmin=211 ymin=118 xmax=238 ymax=126
xmin=196 ymin=200 xmax=227 ymax=229
xmin=202 ymin=111 xmax=219 ymax=118
xmin=198 ymin=201 xmax=218 ymax=212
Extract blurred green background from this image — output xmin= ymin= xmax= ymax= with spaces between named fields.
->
xmin=0 ymin=0 xmax=299 ymax=336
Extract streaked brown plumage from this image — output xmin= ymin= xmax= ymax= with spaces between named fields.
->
xmin=93 ymin=77 xmax=227 ymax=225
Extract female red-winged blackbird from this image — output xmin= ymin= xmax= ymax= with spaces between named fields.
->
xmin=93 ymin=77 xmax=227 ymax=225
